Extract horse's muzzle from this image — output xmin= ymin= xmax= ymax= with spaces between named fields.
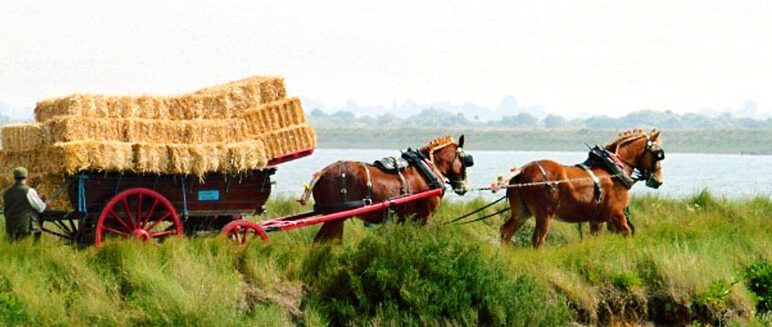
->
xmin=646 ymin=177 xmax=662 ymax=189
xmin=451 ymin=180 xmax=469 ymax=195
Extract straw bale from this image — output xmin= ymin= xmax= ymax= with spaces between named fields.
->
xmin=0 ymin=141 xmax=134 ymax=175
xmin=241 ymin=98 xmax=307 ymax=136
xmin=133 ymin=143 xmax=171 ymax=174
xmin=54 ymin=141 xmax=134 ymax=174
xmin=259 ymin=124 xmax=317 ymax=160
xmin=168 ymin=143 xmax=221 ymax=176
xmin=123 ymin=118 xmax=249 ymax=144
xmin=2 ymin=117 xmax=255 ymax=152
xmin=34 ymin=76 xmax=286 ymax=122
xmin=227 ymin=141 xmax=268 ymax=171
xmin=47 ymin=116 xmax=124 ymax=144
xmin=1 ymin=123 xmax=46 ymax=152
xmin=1 ymin=117 xmax=123 ymax=152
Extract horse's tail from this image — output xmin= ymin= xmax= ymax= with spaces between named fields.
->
xmin=297 ymin=170 xmax=323 ymax=206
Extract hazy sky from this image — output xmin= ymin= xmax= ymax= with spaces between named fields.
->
xmin=1 ymin=0 xmax=770 ymax=118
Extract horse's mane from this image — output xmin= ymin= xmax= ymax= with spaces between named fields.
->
xmin=421 ymin=135 xmax=455 ymax=153
xmin=604 ymin=129 xmax=648 ymax=153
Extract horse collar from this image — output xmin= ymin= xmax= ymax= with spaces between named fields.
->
xmin=402 ymin=149 xmax=444 ymax=191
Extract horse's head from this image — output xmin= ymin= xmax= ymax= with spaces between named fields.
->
xmin=607 ymin=129 xmax=665 ymax=189
xmin=421 ymin=134 xmax=474 ymax=195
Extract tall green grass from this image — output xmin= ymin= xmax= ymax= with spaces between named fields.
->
xmin=0 ymin=192 xmax=770 ymax=326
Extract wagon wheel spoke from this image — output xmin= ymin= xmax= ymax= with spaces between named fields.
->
xmin=96 ymin=188 xmax=182 ymax=247
xmin=137 ymin=193 xmax=143 ymax=229
xmin=145 ymin=212 xmax=172 ymax=233
xmin=241 ymin=228 xmax=252 ymax=245
xmin=103 ymin=226 xmax=129 ymax=237
xmin=121 ymin=197 xmax=136 ymax=229
xmin=232 ymin=228 xmax=241 ymax=243
xmin=66 ymin=217 xmax=78 ymax=235
xmin=107 ymin=209 xmax=133 ymax=233
xmin=51 ymin=219 xmax=72 ymax=234
xmin=142 ymin=198 xmax=160 ymax=228
xmin=151 ymin=230 xmax=174 ymax=239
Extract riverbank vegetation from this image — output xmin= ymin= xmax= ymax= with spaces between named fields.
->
xmin=316 ymin=127 xmax=772 ymax=154
xmin=1 ymin=191 xmax=771 ymax=326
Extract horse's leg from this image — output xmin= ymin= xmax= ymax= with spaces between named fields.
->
xmin=532 ymin=214 xmax=551 ymax=247
xmin=589 ymin=221 xmax=603 ymax=235
xmin=609 ymin=211 xmax=632 ymax=236
xmin=501 ymin=189 xmax=530 ymax=245
xmin=313 ymin=220 xmax=345 ymax=242
xmin=500 ymin=214 xmax=529 ymax=246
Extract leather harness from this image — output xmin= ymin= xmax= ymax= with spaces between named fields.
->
xmin=314 ymin=149 xmax=443 ymax=214
xmin=577 ymin=163 xmax=603 ymax=205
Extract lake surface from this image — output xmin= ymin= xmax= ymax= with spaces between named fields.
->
xmin=272 ymin=149 xmax=772 ymax=200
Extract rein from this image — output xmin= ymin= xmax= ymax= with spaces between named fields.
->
xmin=447 ymin=195 xmax=508 ymax=224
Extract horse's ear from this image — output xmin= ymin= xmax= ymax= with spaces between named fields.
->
xmin=458 ymin=134 xmax=465 ymax=148
xmin=650 ymin=129 xmax=661 ymax=140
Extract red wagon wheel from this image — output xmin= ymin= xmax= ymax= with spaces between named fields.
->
xmin=95 ymin=188 xmax=183 ymax=247
xmin=220 ymin=220 xmax=268 ymax=245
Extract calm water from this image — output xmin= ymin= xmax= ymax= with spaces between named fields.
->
xmin=272 ymin=149 xmax=772 ymax=200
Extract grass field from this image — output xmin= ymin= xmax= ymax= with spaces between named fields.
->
xmin=316 ymin=127 xmax=772 ymax=154
xmin=1 ymin=191 xmax=771 ymax=326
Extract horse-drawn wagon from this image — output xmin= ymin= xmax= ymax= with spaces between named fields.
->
xmin=1 ymin=76 xmax=470 ymax=247
xmin=35 ymin=149 xmax=312 ymax=246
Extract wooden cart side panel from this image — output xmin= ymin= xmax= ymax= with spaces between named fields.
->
xmin=68 ymin=170 xmax=274 ymax=217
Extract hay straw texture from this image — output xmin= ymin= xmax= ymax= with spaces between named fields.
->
xmin=241 ymin=97 xmax=306 ymax=135
xmin=34 ymin=76 xmax=286 ymax=121
xmin=1 ymin=117 xmax=254 ymax=152
xmin=1 ymin=75 xmax=312 ymax=184
xmin=259 ymin=124 xmax=317 ymax=160
xmin=0 ymin=141 xmax=134 ymax=175
xmin=0 ymin=140 xmax=268 ymax=177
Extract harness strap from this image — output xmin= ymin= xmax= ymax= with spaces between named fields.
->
xmin=361 ymin=162 xmax=373 ymax=204
xmin=339 ymin=161 xmax=347 ymax=201
xmin=534 ymin=161 xmax=558 ymax=193
xmin=402 ymin=149 xmax=443 ymax=191
xmin=578 ymin=163 xmax=603 ymax=205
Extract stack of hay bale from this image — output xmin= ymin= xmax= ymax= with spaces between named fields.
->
xmin=0 ymin=76 xmax=316 ymax=210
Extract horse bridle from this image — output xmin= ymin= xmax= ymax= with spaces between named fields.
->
xmin=428 ymin=143 xmax=474 ymax=192
xmin=617 ymin=135 xmax=664 ymax=184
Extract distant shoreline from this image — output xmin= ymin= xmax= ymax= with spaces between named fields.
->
xmin=315 ymin=127 xmax=772 ymax=154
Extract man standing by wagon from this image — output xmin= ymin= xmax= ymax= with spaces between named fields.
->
xmin=2 ymin=167 xmax=46 ymax=240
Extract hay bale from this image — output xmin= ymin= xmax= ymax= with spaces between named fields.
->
xmin=133 ymin=143 xmax=171 ymax=174
xmin=34 ymin=76 xmax=286 ymax=122
xmin=227 ymin=141 xmax=268 ymax=171
xmin=0 ymin=141 xmax=134 ymax=175
xmin=1 ymin=117 xmax=255 ymax=152
xmin=241 ymin=97 xmax=306 ymax=136
xmin=1 ymin=123 xmax=47 ymax=152
xmin=47 ymin=116 xmax=123 ymax=144
xmin=259 ymin=124 xmax=317 ymax=160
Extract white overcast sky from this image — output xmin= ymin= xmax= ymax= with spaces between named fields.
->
xmin=1 ymin=0 xmax=770 ymax=118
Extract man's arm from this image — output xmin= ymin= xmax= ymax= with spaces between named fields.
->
xmin=26 ymin=188 xmax=47 ymax=213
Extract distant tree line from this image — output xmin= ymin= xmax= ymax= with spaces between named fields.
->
xmin=309 ymin=108 xmax=772 ymax=129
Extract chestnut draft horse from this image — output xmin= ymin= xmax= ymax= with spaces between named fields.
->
xmin=500 ymin=129 xmax=664 ymax=247
xmin=301 ymin=135 xmax=473 ymax=242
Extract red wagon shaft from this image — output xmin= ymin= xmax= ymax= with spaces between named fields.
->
xmin=262 ymin=188 xmax=443 ymax=232
xmin=220 ymin=188 xmax=443 ymax=244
